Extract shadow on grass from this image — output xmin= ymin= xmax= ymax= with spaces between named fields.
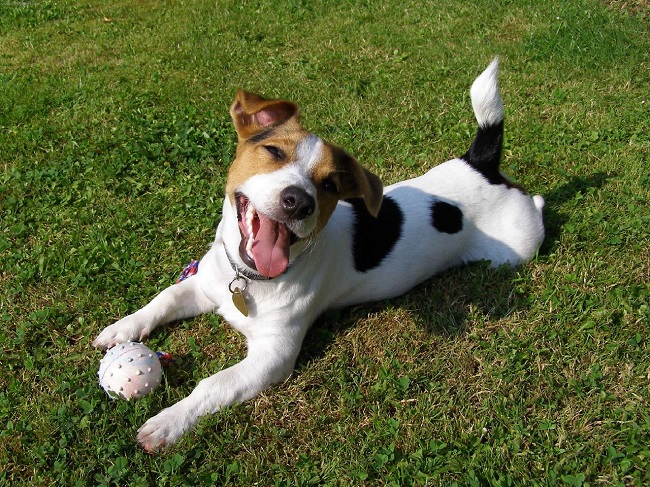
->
xmin=538 ymin=171 xmax=611 ymax=255
xmin=298 ymin=261 xmax=521 ymax=367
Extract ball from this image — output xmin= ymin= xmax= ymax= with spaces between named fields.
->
xmin=98 ymin=342 xmax=163 ymax=400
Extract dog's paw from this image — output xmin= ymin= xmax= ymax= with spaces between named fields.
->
xmin=137 ymin=406 xmax=187 ymax=453
xmin=92 ymin=314 xmax=152 ymax=349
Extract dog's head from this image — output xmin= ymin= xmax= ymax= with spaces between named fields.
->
xmin=225 ymin=91 xmax=383 ymax=278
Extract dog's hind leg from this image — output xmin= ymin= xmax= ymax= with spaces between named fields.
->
xmin=93 ymin=277 xmax=215 ymax=349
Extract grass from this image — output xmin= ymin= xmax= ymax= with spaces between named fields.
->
xmin=1 ymin=0 xmax=649 ymax=484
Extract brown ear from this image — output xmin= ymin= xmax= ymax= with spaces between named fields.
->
xmin=230 ymin=91 xmax=299 ymax=139
xmin=354 ymin=167 xmax=383 ymax=217
xmin=336 ymin=148 xmax=383 ymax=217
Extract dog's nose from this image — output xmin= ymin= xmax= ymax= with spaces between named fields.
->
xmin=280 ymin=186 xmax=315 ymax=220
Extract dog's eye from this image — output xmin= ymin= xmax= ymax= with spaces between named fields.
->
xmin=263 ymin=145 xmax=285 ymax=160
xmin=321 ymin=178 xmax=338 ymax=194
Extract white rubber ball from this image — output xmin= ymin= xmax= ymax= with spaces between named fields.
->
xmin=98 ymin=342 xmax=162 ymax=400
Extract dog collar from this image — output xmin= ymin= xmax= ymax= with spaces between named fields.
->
xmin=223 ymin=245 xmax=272 ymax=281
xmin=223 ymin=245 xmax=272 ymax=317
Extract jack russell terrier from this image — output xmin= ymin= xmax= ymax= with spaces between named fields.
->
xmin=93 ymin=58 xmax=545 ymax=452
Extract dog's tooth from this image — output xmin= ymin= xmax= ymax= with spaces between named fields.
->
xmin=246 ymin=205 xmax=255 ymax=235
xmin=243 ymin=202 xmax=256 ymax=258
xmin=246 ymin=235 xmax=254 ymax=258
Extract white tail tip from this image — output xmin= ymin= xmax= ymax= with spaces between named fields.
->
xmin=470 ymin=57 xmax=503 ymax=128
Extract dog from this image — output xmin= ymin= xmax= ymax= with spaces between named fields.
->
xmin=93 ymin=58 xmax=545 ymax=452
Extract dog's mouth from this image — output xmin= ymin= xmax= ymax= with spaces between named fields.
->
xmin=235 ymin=194 xmax=298 ymax=278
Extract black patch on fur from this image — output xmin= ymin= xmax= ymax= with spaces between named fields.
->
xmin=462 ymin=121 xmax=513 ymax=186
xmin=430 ymin=200 xmax=463 ymax=234
xmin=349 ymin=196 xmax=403 ymax=272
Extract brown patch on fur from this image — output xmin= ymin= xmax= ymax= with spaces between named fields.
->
xmin=225 ymin=123 xmax=309 ymax=202
xmin=226 ymin=91 xmax=305 ymax=202
xmin=225 ymin=90 xmax=384 ymax=231
xmin=311 ymin=146 xmax=344 ymax=233
xmin=328 ymin=145 xmax=383 ymax=216
xmin=310 ymin=142 xmax=384 ymax=233
xmin=230 ymin=91 xmax=299 ymax=140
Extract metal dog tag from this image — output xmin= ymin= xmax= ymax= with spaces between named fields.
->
xmin=231 ymin=287 xmax=249 ymax=317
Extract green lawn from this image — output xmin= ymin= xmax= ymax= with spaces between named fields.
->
xmin=1 ymin=0 xmax=649 ymax=485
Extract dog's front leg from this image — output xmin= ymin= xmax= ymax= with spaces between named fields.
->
xmin=93 ymin=277 xmax=215 ymax=349
xmin=136 ymin=328 xmax=303 ymax=452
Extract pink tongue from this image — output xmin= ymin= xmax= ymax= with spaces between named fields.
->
xmin=252 ymin=214 xmax=291 ymax=278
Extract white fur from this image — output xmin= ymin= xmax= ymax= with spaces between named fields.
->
xmin=471 ymin=57 xmax=503 ymax=128
xmin=93 ymin=59 xmax=545 ymax=452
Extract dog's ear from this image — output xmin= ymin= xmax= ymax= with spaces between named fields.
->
xmin=354 ymin=166 xmax=384 ymax=217
xmin=335 ymin=148 xmax=383 ymax=217
xmin=230 ymin=91 xmax=299 ymax=139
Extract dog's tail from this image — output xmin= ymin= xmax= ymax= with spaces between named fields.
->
xmin=462 ymin=57 xmax=505 ymax=184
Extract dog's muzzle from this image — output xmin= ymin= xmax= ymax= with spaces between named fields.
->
xmin=235 ymin=188 xmax=313 ymax=278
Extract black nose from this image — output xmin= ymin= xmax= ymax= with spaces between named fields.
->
xmin=280 ymin=186 xmax=315 ymax=220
